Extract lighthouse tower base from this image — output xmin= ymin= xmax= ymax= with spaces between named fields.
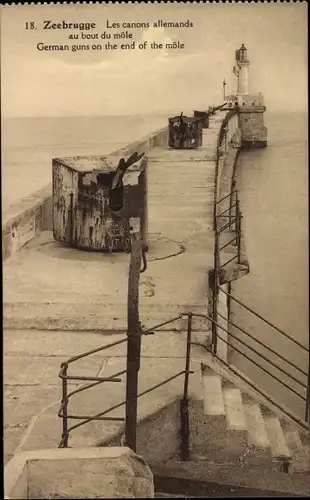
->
xmin=238 ymin=95 xmax=267 ymax=149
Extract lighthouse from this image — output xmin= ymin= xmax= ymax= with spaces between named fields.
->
xmin=235 ymin=43 xmax=249 ymax=95
xmin=232 ymin=44 xmax=267 ymax=148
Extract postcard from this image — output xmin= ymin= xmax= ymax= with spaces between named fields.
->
xmin=2 ymin=2 xmax=309 ymax=497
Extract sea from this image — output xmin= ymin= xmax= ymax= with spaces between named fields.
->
xmin=1 ymin=114 xmax=168 ymax=214
xmin=230 ymin=112 xmax=308 ymax=420
xmin=2 ymin=111 xmax=308 ymax=418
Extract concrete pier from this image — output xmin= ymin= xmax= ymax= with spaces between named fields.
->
xmin=3 ymin=111 xmax=241 ymax=462
xmin=3 ymin=118 xmax=226 ymax=332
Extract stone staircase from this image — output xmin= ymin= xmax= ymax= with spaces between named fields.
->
xmin=3 ymin=301 xmax=209 ymax=332
xmin=188 ymin=363 xmax=309 ymax=475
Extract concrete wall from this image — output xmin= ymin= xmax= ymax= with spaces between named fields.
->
xmin=98 ymin=400 xmax=181 ymax=464
xmin=115 ymin=126 xmax=168 ymax=157
xmin=2 ymin=126 xmax=168 ymax=261
xmin=4 ymin=447 xmax=154 ymax=499
xmin=216 ymin=111 xmax=241 ymax=203
xmin=213 ymin=111 xmax=243 ymax=364
xmin=239 ymin=110 xmax=267 ymax=143
xmin=2 ymin=188 xmax=52 ymax=261
xmin=216 ymin=284 xmax=230 ymax=363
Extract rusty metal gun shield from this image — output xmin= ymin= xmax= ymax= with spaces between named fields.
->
xmin=52 ymin=154 xmax=148 ymax=252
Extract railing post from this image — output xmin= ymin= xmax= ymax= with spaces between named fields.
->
xmin=214 ymin=216 xmax=220 ymax=275
xmin=212 ymin=270 xmax=218 ymax=356
xmin=61 ymin=363 xmax=69 ymax=448
xmin=180 ymin=313 xmax=193 ymax=461
xmin=183 ymin=312 xmax=193 ymax=401
xmin=228 ymin=189 xmax=234 ymax=230
xmin=124 ymin=232 xmax=142 ymax=453
xmin=234 ymin=189 xmax=238 ymax=230
xmin=227 ymin=281 xmax=232 ymax=324
xmin=236 ymin=199 xmax=241 ymax=264
xmin=305 ymin=347 xmax=310 ymax=427
xmin=213 ymin=197 xmax=217 ymax=234
xmin=212 ymin=200 xmax=220 ymax=357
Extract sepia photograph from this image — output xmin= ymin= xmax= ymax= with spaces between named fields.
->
xmin=2 ymin=1 xmax=309 ymax=498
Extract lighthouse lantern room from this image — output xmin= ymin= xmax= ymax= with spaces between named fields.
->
xmin=235 ymin=43 xmax=250 ymax=95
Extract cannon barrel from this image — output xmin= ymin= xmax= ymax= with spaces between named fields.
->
xmin=168 ymin=112 xmax=203 ymax=149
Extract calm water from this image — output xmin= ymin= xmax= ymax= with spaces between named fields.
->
xmin=1 ymin=114 xmax=168 ymax=213
xmin=229 ymin=112 xmax=309 ymax=419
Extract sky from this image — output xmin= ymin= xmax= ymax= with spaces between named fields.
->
xmin=1 ymin=2 xmax=308 ymax=117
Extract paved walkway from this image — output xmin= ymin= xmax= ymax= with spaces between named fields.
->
xmin=4 ymin=114 xmax=226 ymax=463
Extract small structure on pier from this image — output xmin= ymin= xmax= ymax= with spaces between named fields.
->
xmin=52 ymin=152 xmax=148 ymax=252
xmin=169 ymin=113 xmax=202 ymax=149
xmin=193 ymin=103 xmax=228 ymax=128
xmin=193 ymin=110 xmax=210 ymax=129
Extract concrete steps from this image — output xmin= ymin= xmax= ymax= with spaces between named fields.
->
xmin=3 ymin=301 xmax=210 ymax=332
xmin=190 ymin=366 xmax=310 ymax=474
xmin=223 ymin=387 xmax=246 ymax=431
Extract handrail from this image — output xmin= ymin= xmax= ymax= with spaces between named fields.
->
xmin=213 ymin=188 xmax=241 ymax=280
xmin=216 ymin=319 xmax=306 ymax=391
xmin=61 ymin=337 xmax=129 ymax=366
xmin=220 ymin=254 xmax=238 ymax=269
xmin=211 ymin=183 xmax=308 ymax=424
xmin=214 ymin=330 xmax=307 ymax=401
xmin=212 ymin=174 xmax=308 ymax=422
xmin=215 ymin=190 xmax=237 ymax=205
xmin=218 ymin=203 xmax=237 ymax=217
xmin=306 ymin=359 xmax=310 ymax=422
xmin=142 ymin=314 xmax=184 ymax=334
xmin=59 ymin=391 xmax=130 ymax=443
xmin=216 ymin=107 xmax=239 ymax=152
xmin=218 ymin=218 xmax=237 ymax=233
xmin=219 ymin=286 xmax=308 ymax=352
xmin=217 ymin=311 xmax=308 ymax=378
xmin=58 ymin=313 xmax=194 ymax=449
xmin=191 ymin=313 xmax=307 ymax=402
xmin=59 ymin=370 xmax=189 ymax=439
xmin=194 ymin=341 xmax=309 ymax=431
xmin=219 ymin=236 xmax=237 ymax=252
xmin=58 ymin=306 xmax=309 ymax=449
xmin=213 ymin=108 xmax=238 ymax=232
xmin=64 ymin=369 xmax=128 ymax=400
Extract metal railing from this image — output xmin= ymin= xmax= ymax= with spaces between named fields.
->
xmin=194 ymin=325 xmax=308 ymax=432
xmin=210 ymin=188 xmax=243 ymax=354
xmin=58 ymin=107 xmax=309 ymax=459
xmin=216 ymin=107 xmax=239 ymax=154
xmin=58 ymin=305 xmax=309 ymax=453
xmin=214 ymin=189 xmax=242 ymax=273
xmin=219 ymin=286 xmax=309 ymax=425
xmin=210 ymin=184 xmax=309 ymax=426
xmin=205 ymin=291 xmax=309 ymax=428
xmin=210 ymin=182 xmax=309 ymax=427
xmin=58 ymin=313 xmax=194 ymax=456
xmin=211 ymin=110 xmax=309 ymax=426
xmin=58 ymin=338 xmax=128 ymax=449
